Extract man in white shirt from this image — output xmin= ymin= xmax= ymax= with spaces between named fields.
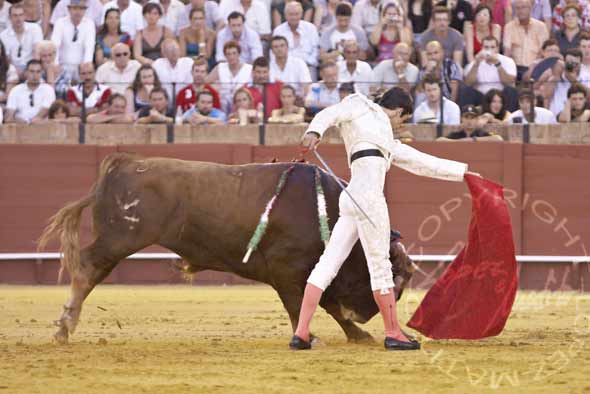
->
xmin=304 ymin=61 xmax=340 ymax=113
xmin=96 ymin=43 xmax=141 ymax=94
xmin=0 ymin=0 xmax=10 ymax=33
xmin=579 ymin=32 xmax=590 ymax=87
xmin=179 ymin=0 xmax=224 ymax=31
xmin=371 ymin=43 xmax=419 ymax=94
xmin=219 ymin=0 xmax=270 ymax=38
xmin=269 ymin=35 xmax=311 ymax=99
xmin=351 ymin=0 xmax=381 ymax=38
xmin=272 ymin=1 xmax=319 ymax=78
xmin=51 ymin=0 xmax=96 ymax=82
xmin=0 ymin=3 xmax=43 ymax=76
xmin=100 ymin=0 xmax=144 ymax=39
xmin=5 ymin=59 xmax=56 ymax=124
xmin=215 ymin=11 xmax=263 ymax=63
xmin=66 ymin=62 xmax=112 ymax=116
xmin=464 ymin=36 xmax=517 ymax=95
xmin=508 ymin=89 xmax=557 ymax=124
xmin=413 ymin=74 xmax=460 ymax=124
xmin=320 ymin=3 xmax=370 ymax=63
xmin=152 ymin=39 xmax=194 ymax=101
xmin=337 ymin=40 xmax=372 ymax=96
xmin=51 ymin=0 xmax=103 ymax=28
xmin=546 ymin=48 xmax=584 ymax=116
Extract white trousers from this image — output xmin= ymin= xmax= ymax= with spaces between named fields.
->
xmin=307 ymin=155 xmax=394 ymax=293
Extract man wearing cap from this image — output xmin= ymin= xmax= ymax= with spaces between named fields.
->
xmin=51 ymin=0 xmax=96 ymax=82
xmin=508 ymin=89 xmax=557 ymax=124
xmin=291 ymin=87 xmax=479 ymax=351
xmin=437 ymin=105 xmax=503 ymax=141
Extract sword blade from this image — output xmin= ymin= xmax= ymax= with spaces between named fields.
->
xmin=313 ymin=149 xmax=377 ymax=229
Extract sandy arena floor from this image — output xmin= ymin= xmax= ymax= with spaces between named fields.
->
xmin=0 ymin=285 xmax=589 ymax=394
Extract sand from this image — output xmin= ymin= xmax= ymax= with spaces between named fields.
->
xmin=0 ymin=285 xmax=589 ymax=394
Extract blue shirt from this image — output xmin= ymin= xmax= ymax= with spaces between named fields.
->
xmin=183 ymin=107 xmax=227 ymax=123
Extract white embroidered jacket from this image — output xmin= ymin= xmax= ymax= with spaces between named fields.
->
xmin=305 ymin=93 xmax=468 ymax=182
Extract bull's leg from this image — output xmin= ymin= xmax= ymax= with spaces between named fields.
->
xmin=322 ymin=302 xmax=374 ymax=343
xmin=275 ymin=289 xmax=303 ymax=334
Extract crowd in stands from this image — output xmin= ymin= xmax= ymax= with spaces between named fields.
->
xmin=1 ymin=0 xmax=590 ymax=135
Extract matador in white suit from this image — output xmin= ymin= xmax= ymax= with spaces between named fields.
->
xmin=289 ymin=88 xmax=476 ymax=351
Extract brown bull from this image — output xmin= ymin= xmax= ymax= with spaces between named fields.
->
xmin=38 ymin=153 xmax=415 ymax=344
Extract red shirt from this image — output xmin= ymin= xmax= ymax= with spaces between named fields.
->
xmin=176 ymin=84 xmax=221 ymax=112
xmin=66 ymin=84 xmax=111 ymax=109
xmin=245 ymin=82 xmax=283 ymax=118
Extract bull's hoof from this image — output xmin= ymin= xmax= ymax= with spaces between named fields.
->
xmin=347 ymin=330 xmax=374 ymax=344
xmin=54 ymin=326 xmax=69 ymax=345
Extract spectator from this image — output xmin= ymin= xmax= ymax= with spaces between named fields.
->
xmin=100 ymin=0 xmax=144 ymax=40
xmin=436 ymin=0 xmax=473 ymax=33
xmin=179 ymin=0 xmax=224 ymax=32
xmin=579 ymin=32 xmax=590 ymax=87
xmin=208 ymin=40 xmax=253 ymax=113
xmin=66 ymin=62 xmax=111 ymax=117
xmin=554 ymin=4 xmax=584 ymax=56
xmin=86 ymin=92 xmax=135 ymax=123
xmin=417 ymin=40 xmax=462 ymax=102
xmin=272 ymin=1 xmax=319 ymax=79
xmin=152 ymin=38 xmax=194 ymax=101
xmin=508 ymin=88 xmax=556 ymax=124
xmin=552 ymin=0 xmax=590 ymax=32
xmin=408 ymin=0 xmax=433 ymax=38
xmin=351 ymin=0 xmax=381 ymax=38
xmin=0 ymin=41 xmax=19 ymax=104
xmin=179 ymin=7 xmax=215 ymax=66
xmin=314 ymin=0 xmax=339 ymax=33
xmin=478 ymin=88 xmax=511 ymax=125
xmin=268 ymin=84 xmax=305 ymax=123
xmin=133 ymin=3 xmax=173 ymax=65
xmin=0 ymin=0 xmax=9 ymax=33
xmin=228 ymin=87 xmax=261 ymax=124
xmin=546 ymin=48 xmax=584 ymax=115
xmin=304 ymin=61 xmax=340 ymax=113
xmin=47 ymin=99 xmax=80 ymax=122
xmin=558 ymin=83 xmax=590 ymax=122
xmin=337 ymin=40 xmax=372 ymax=96
xmin=22 ymin=0 xmax=51 ymax=36
xmin=51 ymin=0 xmax=104 ymax=28
xmin=371 ymin=42 xmax=419 ymax=94
xmin=319 ymin=3 xmax=370 ymax=63
xmin=522 ymin=38 xmax=562 ymax=82
xmin=215 ymin=11 xmax=263 ymax=63
xmin=438 ymin=105 xmax=502 ymax=141
xmin=244 ymin=56 xmax=282 ymax=118
xmin=529 ymin=0 xmax=552 ymax=32
xmin=51 ymin=0 xmax=96 ymax=83
xmin=369 ymin=2 xmax=412 ymax=62
xmin=0 ymin=3 xmax=43 ymax=77
xmin=95 ymin=8 xmax=132 ymax=66
xmin=124 ymin=64 xmax=161 ymax=113
xmin=136 ymin=87 xmax=174 ymax=123
xmin=269 ymin=35 xmax=312 ymax=99
xmin=96 ymin=43 xmax=141 ymax=94
xmin=338 ymin=81 xmax=355 ymax=100
xmin=464 ymin=4 xmax=502 ymax=64
xmin=5 ymin=60 xmax=56 ymax=124
xmin=464 ymin=36 xmax=517 ymax=96
xmin=418 ymin=6 xmax=465 ymax=67
xmin=182 ymin=90 xmax=227 ymax=125
xmin=503 ymin=0 xmax=549 ymax=79
xmin=274 ymin=0 xmax=314 ymax=29
xmin=34 ymin=40 xmax=69 ymax=98
xmin=479 ymin=0 xmax=511 ymax=28
xmin=176 ymin=56 xmax=221 ymax=112
xmin=220 ymin=0 xmax=271 ymax=39
xmin=150 ymin=0 xmax=185 ymax=36
xmin=413 ymin=74 xmax=460 ymax=124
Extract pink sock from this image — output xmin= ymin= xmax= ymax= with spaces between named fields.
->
xmin=373 ymin=289 xmax=408 ymax=341
xmin=294 ymin=283 xmax=323 ymax=342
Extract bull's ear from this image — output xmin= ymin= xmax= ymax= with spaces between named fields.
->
xmin=390 ymin=229 xmax=402 ymax=243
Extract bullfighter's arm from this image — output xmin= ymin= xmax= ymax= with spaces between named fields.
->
xmin=304 ymin=94 xmax=369 ymax=138
xmin=390 ymin=140 xmax=468 ymax=182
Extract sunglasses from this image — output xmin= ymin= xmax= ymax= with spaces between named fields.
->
xmin=17 ymin=45 xmax=22 ymax=58
xmin=29 ymin=93 xmax=34 ymax=107
xmin=114 ymin=52 xmax=129 ymax=57
xmin=73 ymin=27 xmax=79 ymax=42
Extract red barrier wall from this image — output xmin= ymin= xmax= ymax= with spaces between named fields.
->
xmin=1 ymin=143 xmax=588 ymax=290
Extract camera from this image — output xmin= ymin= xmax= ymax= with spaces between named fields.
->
xmin=565 ymin=62 xmax=577 ymax=72
xmin=512 ymin=117 xmax=523 ymax=124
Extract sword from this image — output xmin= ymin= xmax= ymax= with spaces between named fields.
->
xmin=313 ymin=149 xmax=377 ymax=229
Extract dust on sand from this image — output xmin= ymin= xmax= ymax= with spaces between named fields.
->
xmin=0 ymin=285 xmax=589 ymax=394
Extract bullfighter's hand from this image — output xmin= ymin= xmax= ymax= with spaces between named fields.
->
xmin=465 ymin=171 xmax=482 ymax=179
xmin=301 ymin=132 xmax=320 ymax=152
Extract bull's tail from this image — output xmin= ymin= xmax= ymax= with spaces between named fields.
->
xmin=37 ymin=153 xmax=136 ymax=282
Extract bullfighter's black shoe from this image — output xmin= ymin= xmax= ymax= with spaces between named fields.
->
xmin=384 ymin=336 xmax=421 ymax=351
xmin=289 ymin=335 xmax=311 ymax=350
